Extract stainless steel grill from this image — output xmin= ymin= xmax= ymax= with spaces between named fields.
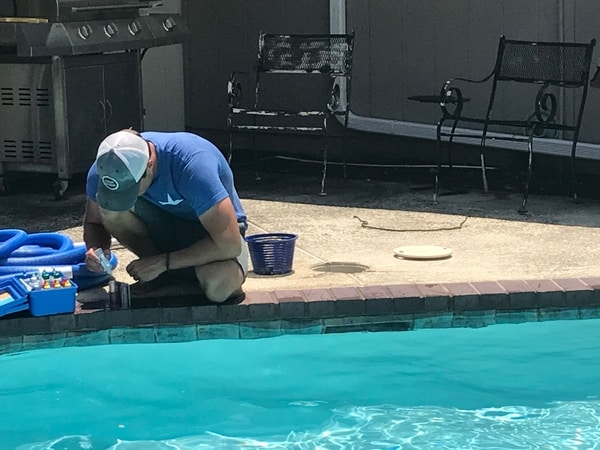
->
xmin=1 ymin=0 xmax=188 ymax=56
xmin=0 ymin=0 xmax=189 ymax=196
xmin=16 ymin=0 xmax=158 ymax=22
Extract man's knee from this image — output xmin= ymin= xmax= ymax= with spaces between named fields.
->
xmin=203 ymin=282 xmax=233 ymax=304
xmin=196 ymin=261 xmax=244 ymax=303
xmin=202 ymin=274 xmax=244 ymax=303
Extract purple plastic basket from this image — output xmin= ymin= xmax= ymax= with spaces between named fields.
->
xmin=246 ymin=233 xmax=298 ymax=275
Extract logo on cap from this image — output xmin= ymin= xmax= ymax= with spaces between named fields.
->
xmin=102 ymin=175 xmax=120 ymax=191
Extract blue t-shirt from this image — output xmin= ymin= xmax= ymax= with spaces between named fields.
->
xmin=86 ymin=132 xmax=247 ymax=225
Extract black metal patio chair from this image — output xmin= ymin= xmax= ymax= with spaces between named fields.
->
xmin=435 ymin=35 xmax=596 ymax=213
xmin=226 ymin=31 xmax=355 ymax=195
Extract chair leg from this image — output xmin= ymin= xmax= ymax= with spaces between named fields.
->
xmin=570 ymin=143 xmax=579 ymax=204
xmin=226 ymin=120 xmax=233 ymax=164
xmin=448 ymin=118 xmax=460 ymax=168
xmin=434 ymin=117 xmax=459 ymax=203
xmin=480 ymin=151 xmax=489 ymax=195
xmin=320 ymin=129 xmax=328 ymax=196
xmin=251 ymin=135 xmax=261 ymax=181
xmin=434 ymin=119 xmax=445 ymax=204
xmin=252 ymin=149 xmax=262 ymax=181
xmin=342 ymin=123 xmax=348 ymax=182
xmin=518 ymin=132 xmax=535 ymax=214
xmin=433 ymin=173 xmax=440 ymax=205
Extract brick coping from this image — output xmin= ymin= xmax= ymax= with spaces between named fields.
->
xmin=2 ymin=277 xmax=600 ymax=354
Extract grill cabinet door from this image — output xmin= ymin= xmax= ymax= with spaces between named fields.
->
xmin=64 ymin=63 xmax=106 ymax=171
xmin=102 ymin=56 xmax=143 ymax=133
xmin=63 ymin=52 xmax=143 ymax=175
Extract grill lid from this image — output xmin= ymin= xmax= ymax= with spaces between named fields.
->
xmin=0 ymin=0 xmax=189 ymax=57
xmin=16 ymin=0 xmax=162 ymax=22
xmin=7 ymin=14 xmax=189 ymax=56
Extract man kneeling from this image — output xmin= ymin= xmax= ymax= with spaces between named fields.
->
xmin=83 ymin=129 xmax=248 ymax=303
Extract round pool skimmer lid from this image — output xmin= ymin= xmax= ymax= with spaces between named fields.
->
xmin=393 ymin=245 xmax=453 ymax=260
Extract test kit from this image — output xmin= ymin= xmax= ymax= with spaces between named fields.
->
xmin=0 ymin=270 xmax=77 ymax=318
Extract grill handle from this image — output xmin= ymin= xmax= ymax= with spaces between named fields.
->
xmin=71 ymin=2 xmax=162 ymax=13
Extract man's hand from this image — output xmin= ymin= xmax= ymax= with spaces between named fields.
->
xmin=126 ymin=254 xmax=167 ymax=283
xmin=85 ymin=247 xmax=111 ymax=273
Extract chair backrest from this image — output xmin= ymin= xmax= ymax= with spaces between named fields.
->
xmin=482 ymin=36 xmax=596 ymax=134
xmin=257 ymin=32 xmax=355 ymax=77
xmin=495 ymin=36 xmax=596 ymax=87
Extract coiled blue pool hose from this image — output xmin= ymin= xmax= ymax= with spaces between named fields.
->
xmin=9 ymin=232 xmax=74 ymax=257
xmin=0 ymin=229 xmax=117 ymax=290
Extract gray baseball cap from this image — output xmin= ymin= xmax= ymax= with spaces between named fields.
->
xmin=96 ymin=131 xmax=149 ymax=211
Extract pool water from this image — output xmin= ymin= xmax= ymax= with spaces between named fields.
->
xmin=2 ymin=318 xmax=600 ymax=449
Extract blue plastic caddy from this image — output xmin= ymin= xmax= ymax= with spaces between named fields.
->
xmin=0 ymin=277 xmax=29 ymax=318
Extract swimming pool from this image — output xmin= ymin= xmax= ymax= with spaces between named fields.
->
xmin=1 ymin=317 xmax=600 ymax=449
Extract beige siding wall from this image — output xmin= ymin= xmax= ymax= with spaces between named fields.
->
xmin=182 ymin=0 xmax=600 ymax=144
xmin=347 ymin=0 xmax=600 ymax=143
xmin=182 ymin=0 xmax=329 ymax=138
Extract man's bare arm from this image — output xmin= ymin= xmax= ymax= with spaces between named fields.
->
xmin=126 ymin=197 xmax=242 ymax=282
xmin=83 ymin=198 xmax=112 ymax=250
xmin=98 ymin=207 xmax=160 ymax=258
xmin=171 ymin=196 xmax=242 ymax=268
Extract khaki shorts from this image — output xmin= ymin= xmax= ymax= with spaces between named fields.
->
xmin=236 ymin=238 xmax=249 ymax=277
xmin=133 ymin=197 xmax=248 ymax=276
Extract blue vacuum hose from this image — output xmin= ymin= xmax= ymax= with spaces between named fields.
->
xmin=0 ymin=229 xmax=28 ymax=258
xmin=9 ymin=232 xmax=74 ymax=257
xmin=0 ymin=229 xmax=118 ymax=291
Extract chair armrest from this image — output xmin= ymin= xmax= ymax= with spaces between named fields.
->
xmin=590 ymin=66 xmax=600 ymax=89
xmin=448 ymin=72 xmax=495 ymax=85
xmin=327 ymin=82 xmax=341 ymax=113
xmin=227 ymin=71 xmax=248 ymax=109
xmin=532 ymin=84 xmax=557 ymax=125
xmin=327 ymin=77 xmax=353 ymax=115
xmin=439 ymin=84 xmax=467 ymax=119
xmin=438 ymin=72 xmax=494 ymax=118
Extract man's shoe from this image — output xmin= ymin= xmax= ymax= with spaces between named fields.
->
xmin=224 ymin=289 xmax=246 ymax=305
xmin=130 ymin=272 xmax=174 ymax=296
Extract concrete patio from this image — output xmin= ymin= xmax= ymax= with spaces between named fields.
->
xmin=2 ymin=160 xmax=600 ymax=345
xmin=98 ymin=159 xmax=600 ymax=292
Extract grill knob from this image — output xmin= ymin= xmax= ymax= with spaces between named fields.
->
xmin=162 ymin=17 xmax=177 ymax=32
xmin=78 ymin=24 xmax=92 ymax=40
xmin=104 ymin=23 xmax=118 ymax=38
xmin=128 ymin=20 xmax=142 ymax=35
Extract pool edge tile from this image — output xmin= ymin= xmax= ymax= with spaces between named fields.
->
xmin=3 ymin=275 xmax=599 ymax=345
